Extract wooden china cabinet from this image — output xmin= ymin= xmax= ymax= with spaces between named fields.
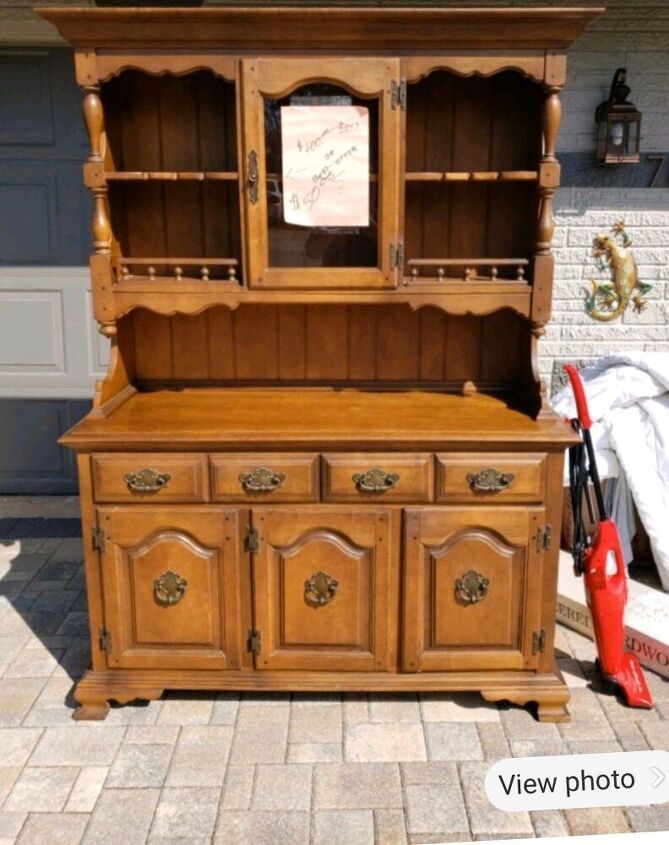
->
xmin=40 ymin=4 xmax=601 ymax=721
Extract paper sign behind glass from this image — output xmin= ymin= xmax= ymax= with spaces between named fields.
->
xmin=281 ymin=105 xmax=370 ymax=227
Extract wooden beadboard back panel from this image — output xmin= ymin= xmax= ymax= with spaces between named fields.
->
xmin=405 ymin=71 xmax=541 ymax=272
xmin=129 ymin=305 xmax=525 ymax=387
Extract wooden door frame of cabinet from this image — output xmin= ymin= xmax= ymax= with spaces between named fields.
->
xmin=240 ymin=56 xmax=401 ymax=289
xmin=248 ymin=505 xmax=400 ymax=672
xmin=94 ymin=505 xmax=246 ymax=673
xmin=402 ymin=506 xmax=545 ymax=673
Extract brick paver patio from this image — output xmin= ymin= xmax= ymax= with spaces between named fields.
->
xmin=1 ymin=496 xmax=667 ymax=843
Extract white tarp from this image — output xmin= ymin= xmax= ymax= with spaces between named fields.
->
xmin=552 ymin=352 xmax=669 ymax=591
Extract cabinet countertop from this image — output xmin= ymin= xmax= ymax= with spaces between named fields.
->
xmin=60 ymin=386 xmax=579 ymax=451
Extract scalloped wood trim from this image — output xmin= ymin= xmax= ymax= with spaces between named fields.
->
xmin=406 ymin=54 xmax=546 ymax=85
xmin=89 ymin=322 xmax=137 ymax=420
xmin=102 ymin=290 xmax=531 ymax=321
xmin=95 ymin=53 xmax=236 ymax=84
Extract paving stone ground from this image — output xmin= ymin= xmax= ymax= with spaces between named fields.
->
xmin=1 ymin=495 xmax=668 ymax=844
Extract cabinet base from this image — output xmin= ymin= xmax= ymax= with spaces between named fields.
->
xmin=73 ymin=666 xmax=570 ymax=722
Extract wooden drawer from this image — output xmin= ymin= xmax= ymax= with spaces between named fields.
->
xmin=210 ymin=453 xmax=319 ymax=502
xmin=91 ymin=453 xmax=208 ymax=503
xmin=435 ymin=453 xmax=546 ymax=504
xmin=322 ymin=453 xmax=433 ymax=502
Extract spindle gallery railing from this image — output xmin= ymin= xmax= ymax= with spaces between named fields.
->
xmin=117 ymin=258 xmax=240 ymax=283
xmin=406 ymin=258 xmax=529 ymax=283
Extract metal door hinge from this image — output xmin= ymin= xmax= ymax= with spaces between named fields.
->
xmin=532 ymin=627 xmax=547 ymax=654
xmin=389 ymin=242 xmax=404 ymax=269
xmin=391 ymin=79 xmax=406 ymax=110
xmin=99 ymin=627 xmax=112 ymax=654
xmin=248 ymin=629 xmax=261 ymax=654
xmin=244 ymin=526 xmax=260 ymax=554
xmin=92 ymin=525 xmax=105 ymax=553
xmin=536 ymin=525 xmax=553 ymax=552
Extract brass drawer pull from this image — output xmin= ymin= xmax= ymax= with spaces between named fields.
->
xmin=304 ymin=571 xmax=339 ymax=606
xmin=352 ymin=468 xmax=400 ymax=493
xmin=154 ymin=570 xmax=188 ymax=606
xmin=124 ymin=468 xmax=172 ymax=493
xmin=455 ymin=570 xmax=490 ymax=604
xmin=466 ymin=467 xmax=515 ymax=492
xmin=239 ymin=466 xmax=286 ymax=493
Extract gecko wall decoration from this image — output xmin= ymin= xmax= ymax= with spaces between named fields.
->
xmin=585 ymin=220 xmax=652 ymax=321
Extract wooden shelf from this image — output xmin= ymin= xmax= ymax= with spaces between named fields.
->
xmin=106 ymin=171 xmax=238 ymax=182
xmin=61 ymin=386 xmax=578 ymax=451
xmin=405 ymin=171 xmax=537 ymax=183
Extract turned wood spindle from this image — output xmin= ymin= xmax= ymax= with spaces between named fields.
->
xmin=516 ymin=265 xmax=526 ymax=281
xmin=83 ymin=85 xmax=104 ymax=163
xmin=91 ymin=188 xmax=111 ymax=254
xmin=542 ymin=85 xmax=562 ymax=163
xmin=491 ymin=266 xmax=498 ymax=280
xmin=228 ymin=266 xmax=237 ymax=282
xmin=175 ymin=266 xmax=183 ymax=281
xmin=201 ymin=266 xmax=210 ymax=281
xmin=536 ymin=192 xmax=555 ymax=255
xmin=437 ymin=267 xmax=445 ymax=280
xmin=531 ymin=321 xmax=547 ymax=340
xmin=121 ymin=266 xmax=129 ymax=280
xmin=464 ymin=266 xmax=473 ymax=281
xmin=99 ymin=321 xmax=117 ymax=338
xmin=148 ymin=266 xmax=156 ymax=281
xmin=411 ymin=267 xmax=419 ymax=281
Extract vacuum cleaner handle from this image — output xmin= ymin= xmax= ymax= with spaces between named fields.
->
xmin=564 ymin=364 xmax=592 ymax=429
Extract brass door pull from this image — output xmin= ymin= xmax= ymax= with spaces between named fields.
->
xmin=247 ymin=150 xmax=259 ymax=204
xmin=154 ymin=570 xmax=188 ymax=606
xmin=124 ymin=468 xmax=172 ymax=493
xmin=455 ymin=570 xmax=490 ymax=604
xmin=466 ymin=468 xmax=515 ymax=492
xmin=239 ymin=466 xmax=286 ymax=493
xmin=304 ymin=571 xmax=339 ymax=606
xmin=352 ymin=468 xmax=400 ymax=493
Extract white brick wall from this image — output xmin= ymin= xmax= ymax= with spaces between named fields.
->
xmin=560 ymin=1 xmax=669 ymax=152
xmin=543 ymin=189 xmax=669 ymax=387
xmin=541 ymin=2 xmax=669 ymax=391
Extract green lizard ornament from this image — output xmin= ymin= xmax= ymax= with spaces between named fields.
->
xmin=585 ymin=220 xmax=652 ymax=322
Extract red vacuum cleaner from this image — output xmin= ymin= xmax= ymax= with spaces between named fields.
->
xmin=564 ymin=363 xmax=653 ymax=708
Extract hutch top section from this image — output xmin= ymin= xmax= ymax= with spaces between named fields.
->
xmin=37 ymin=6 xmax=602 ymax=325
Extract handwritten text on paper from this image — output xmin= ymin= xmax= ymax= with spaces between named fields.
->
xmin=281 ymin=105 xmax=370 ymax=227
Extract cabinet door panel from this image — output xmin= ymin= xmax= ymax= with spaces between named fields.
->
xmin=98 ymin=506 xmax=243 ymax=670
xmin=241 ymin=57 xmax=401 ymax=289
xmin=252 ymin=507 xmax=396 ymax=671
xmin=403 ymin=507 xmax=544 ymax=671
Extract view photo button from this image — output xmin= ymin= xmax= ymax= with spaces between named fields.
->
xmin=484 ymin=750 xmax=669 ymax=811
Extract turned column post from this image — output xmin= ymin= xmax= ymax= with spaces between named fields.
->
xmin=536 ymin=84 xmax=562 ymax=256
xmin=83 ymin=84 xmax=104 ymax=162
xmin=530 ymin=82 xmax=563 ymax=415
xmin=83 ymin=84 xmax=112 ymax=255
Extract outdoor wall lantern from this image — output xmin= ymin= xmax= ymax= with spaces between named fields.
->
xmin=595 ymin=68 xmax=641 ymax=164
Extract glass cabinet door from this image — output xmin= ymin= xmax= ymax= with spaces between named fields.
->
xmin=241 ymin=58 xmax=401 ymax=289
